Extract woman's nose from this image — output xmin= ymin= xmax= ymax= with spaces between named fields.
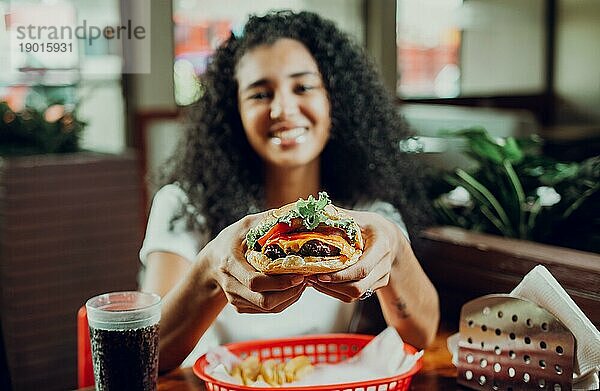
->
xmin=270 ymin=92 xmax=298 ymax=120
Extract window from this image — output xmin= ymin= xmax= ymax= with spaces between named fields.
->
xmin=396 ymin=0 xmax=462 ymax=98
xmin=172 ymin=0 xmax=365 ymax=106
xmin=397 ymin=0 xmax=546 ymax=99
xmin=0 ymin=0 xmax=126 ymax=153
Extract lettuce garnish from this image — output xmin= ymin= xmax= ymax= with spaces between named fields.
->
xmin=246 ymin=192 xmax=358 ymax=250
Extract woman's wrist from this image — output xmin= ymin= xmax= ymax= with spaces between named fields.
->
xmin=190 ymin=242 xmax=226 ymax=302
xmin=377 ymin=215 xmax=408 ymax=270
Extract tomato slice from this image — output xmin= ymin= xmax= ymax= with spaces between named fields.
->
xmin=257 ymin=222 xmax=292 ymax=247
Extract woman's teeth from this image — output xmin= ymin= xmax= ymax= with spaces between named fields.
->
xmin=270 ymin=127 xmax=308 ymax=145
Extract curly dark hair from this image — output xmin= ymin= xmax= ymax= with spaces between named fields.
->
xmin=163 ymin=10 xmax=432 ymax=239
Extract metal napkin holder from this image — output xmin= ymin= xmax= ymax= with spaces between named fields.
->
xmin=457 ymin=294 xmax=575 ymax=391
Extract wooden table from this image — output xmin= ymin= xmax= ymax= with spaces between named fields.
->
xmin=79 ymin=329 xmax=467 ymax=391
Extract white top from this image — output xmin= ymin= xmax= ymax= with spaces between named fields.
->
xmin=139 ymin=184 xmax=408 ymax=366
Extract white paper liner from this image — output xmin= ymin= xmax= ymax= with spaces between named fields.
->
xmin=205 ymin=327 xmax=423 ymax=387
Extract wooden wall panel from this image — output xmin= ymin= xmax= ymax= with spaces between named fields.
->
xmin=0 ymin=152 xmax=143 ymax=390
xmin=414 ymin=226 xmax=600 ymax=327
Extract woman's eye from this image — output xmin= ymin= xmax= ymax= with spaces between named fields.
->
xmin=295 ymin=84 xmax=315 ymax=93
xmin=249 ymin=91 xmax=271 ymax=100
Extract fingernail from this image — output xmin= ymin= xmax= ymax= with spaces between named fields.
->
xmin=291 ymin=276 xmax=304 ymax=284
xmin=318 ymin=275 xmax=331 ymax=282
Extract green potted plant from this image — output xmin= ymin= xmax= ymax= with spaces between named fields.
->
xmin=429 ymin=127 xmax=599 ymax=253
xmin=414 ymin=127 xmax=600 ymax=326
xmin=0 ymin=101 xmax=85 ymax=155
xmin=0 ymin=86 xmax=86 ymax=156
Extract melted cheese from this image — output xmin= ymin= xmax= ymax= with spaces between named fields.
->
xmin=265 ymin=232 xmax=355 ymax=258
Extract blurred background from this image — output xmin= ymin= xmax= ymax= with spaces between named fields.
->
xmin=0 ymin=0 xmax=598 ymax=389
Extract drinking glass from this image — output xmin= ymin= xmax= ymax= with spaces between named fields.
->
xmin=86 ymin=291 xmax=161 ymax=391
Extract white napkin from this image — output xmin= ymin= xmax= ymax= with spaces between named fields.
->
xmin=206 ymin=326 xmax=423 ymax=387
xmin=447 ymin=265 xmax=600 ymax=390
xmin=511 ymin=265 xmax=600 ymax=390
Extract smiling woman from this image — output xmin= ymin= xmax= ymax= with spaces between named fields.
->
xmin=141 ymin=10 xmax=439 ymax=372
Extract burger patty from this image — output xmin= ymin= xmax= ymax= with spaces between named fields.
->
xmin=299 ymin=240 xmax=341 ymax=257
xmin=264 ymin=240 xmax=341 ymax=260
xmin=264 ymin=244 xmax=286 ymax=260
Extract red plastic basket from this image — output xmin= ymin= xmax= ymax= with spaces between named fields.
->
xmin=193 ymin=333 xmax=422 ymax=391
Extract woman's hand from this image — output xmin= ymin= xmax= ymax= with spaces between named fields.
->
xmin=202 ymin=213 xmax=307 ymax=313
xmin=307 ymin=210 xmax=400 ymax=301
xmin=308 ymin=209 xmax=439 ymax=348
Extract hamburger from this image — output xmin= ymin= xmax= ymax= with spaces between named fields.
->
xmin=245 ymin=192 xmax=364 ymax=275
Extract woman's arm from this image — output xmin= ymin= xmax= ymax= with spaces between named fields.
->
xmin=143 ymin=252 xmax=193 ymax=298
xmin=142 ymin=252 xmax=226 ymax=372
xmin=144 ymin=251 xmax=227 ymax=373
xmin=376 ymin=223 xmax=439 ymax=349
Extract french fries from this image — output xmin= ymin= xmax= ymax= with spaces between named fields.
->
xmin=230 ymin=364 xmax=243 ymax=384
xmin=260 ymin=359 xmax=278 ymax=386
xmin=240 ymin=356 xmax=261 ymax=385
xmin=229 ymin=355 xmax=314 ymax=386
xmin=284 ymin=356 xmax=312 ymax=383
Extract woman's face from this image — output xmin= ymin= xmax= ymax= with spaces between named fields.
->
xmin=236 ymin=38 xmax=331 ymax=168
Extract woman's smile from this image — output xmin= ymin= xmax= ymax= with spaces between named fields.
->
xmin=269 ymin=124 xmax=309 ymax=146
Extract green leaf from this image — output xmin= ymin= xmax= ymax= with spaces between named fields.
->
xmin=469 ymin=137 xmax=504 ymax=163
xmin=503 ymin=137 xmax=524 ymax=163
xmin=562 ymin=182 xmax=600 ymax=219
xmin=433 ymin=198 xmax=463 ymax=227
xmin=539 ymin=162 xmax=579 ymax=185
xmin=453 ymin=169 xmax=515 ymax=236
xmin=527 ymin=197 xmax=542 ymax=235
xmin=480 ymin=204 xmax=514 ymax=237
xmin=440 ymin=127 xmax=505 ymax=163
xmin=502 ymin=160 xmax=527 ymax=238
